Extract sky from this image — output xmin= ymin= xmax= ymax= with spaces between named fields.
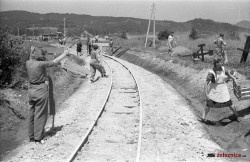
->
xmin=0 ymin=0 xmax=250 ymax=24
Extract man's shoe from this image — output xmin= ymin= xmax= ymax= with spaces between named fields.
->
xmin=103 ymin=74 xmax=109 ymax=78
xmin=29 ymin=138 xmax=35 ymax=142
xmin=35 ymin=139 xmax=45 ymax=144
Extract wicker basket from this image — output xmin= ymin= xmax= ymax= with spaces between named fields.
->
xmin=233 ymin=80 xmax=250 ymax=101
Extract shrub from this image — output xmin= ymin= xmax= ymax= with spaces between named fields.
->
xmin=0 ymin=27 xmax=29 ymax=88
xmin=189 ymin=27 xmax=199 ymax=40
xmin=121 ymin=31 xmax=128 ymax=39
xmin=158 ymin=29 xmax=171 ymax=40
xmin=227 ymin=31 xmax=240 ymax=40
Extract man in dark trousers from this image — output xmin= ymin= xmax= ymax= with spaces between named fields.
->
xmin=109 ymin=38 xmax=113 ymax=54
xmin=26 ymin=46 xmax=69 ymax=143
xmin=87 ymin=36 xmax=90 ymax=55
xmin=90 ymin=44 xmax=108 ymax=82
xmin=76 ymin=39 xmax=82 ymax=57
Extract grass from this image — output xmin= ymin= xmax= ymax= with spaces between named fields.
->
xmin=114 ymin=32 xmax=250 ymax=79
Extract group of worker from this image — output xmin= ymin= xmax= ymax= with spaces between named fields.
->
xmin=76 ymin=36 xmax=112 ymax=82
xmin=202 ymin=33 xmax=240 ymax=124
xmin=77 ymin=36 xmax=113 ymax=56
xmin=167 ymin=32 xmax=228 ymax=64
xmin=26 ymin=35 xmax=112 ymax=144
xmin=168 ymin=32 xmax=240 ymax=123
xmin=25 ymin=31 xmax=241 ymax=145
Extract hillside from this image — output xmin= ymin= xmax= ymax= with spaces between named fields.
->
xmin=0 ymin=10 xmax=248 ymax=36
xmin=235 ymin=20 xmax=250 ymax=29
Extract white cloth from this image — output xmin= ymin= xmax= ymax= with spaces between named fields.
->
xmin=168 ymin=35 xmax=174 ymax=42
xmin=207 ymin=67 xmax=230 ymax=103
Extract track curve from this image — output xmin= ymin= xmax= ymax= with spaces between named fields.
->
xmin=67 ymin=55 xmax=143 ymax=162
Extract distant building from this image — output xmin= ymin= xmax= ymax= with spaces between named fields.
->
xmin=27 ymin=26 xmax=60 ymax=40
xmin=40 ymin=33 xmax=57 ymax=41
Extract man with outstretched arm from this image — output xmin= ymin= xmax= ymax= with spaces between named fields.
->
xmin=26 ymin=46 xmax=69 ymax=144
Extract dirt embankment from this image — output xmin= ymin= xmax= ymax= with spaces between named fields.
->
xmin=119 ymin=50 xmax=250 ymax=160
xmin=0 ymin=55 xmax=84 ymax=160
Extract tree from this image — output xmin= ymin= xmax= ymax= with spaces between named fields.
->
xmin=189 ymin=27 xmax=198 ymax=40
xmin=121 ymin=31 xmax=128 ymax=39
xmin=157 ymin=29 xmax=171 ymax=40
xmin=0 ymin=27 xmax=29 ymax=88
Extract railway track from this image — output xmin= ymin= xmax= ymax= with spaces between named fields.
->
xmin=3 ymin=47 xmax=223 ymax=162
xmin=66 ymin=55 xmax=143 ymax=162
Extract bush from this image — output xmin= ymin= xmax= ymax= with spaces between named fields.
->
xmin=189 ymin=27 xmax=199 ymax=40
xmin=121 ymin=31 xmax=128 ymax=39
xmin=158 ymin=29 xmax=171 ymax=40
xmin=0 ymin=27 xmax=29 ymax=88
xmin=227 ymin=31 xmax=240 ymax=40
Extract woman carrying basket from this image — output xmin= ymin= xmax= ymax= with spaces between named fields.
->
xmin=202 ymin=57 xmax=240 ymax=123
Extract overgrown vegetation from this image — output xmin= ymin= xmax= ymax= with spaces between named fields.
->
xmin=189 ymin=27 xmax=199 ymax=40
xmin=120 ymin=31 xmax=128 ymax=39
xmin=0 ymin=27 xmax=30 ymax=88
xmin=114 ymin=32 xmax=250 ymax=79
xmin=157 ymin=29 xmax=171 ymax=40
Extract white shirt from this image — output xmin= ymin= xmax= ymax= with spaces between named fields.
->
xmin=168 ymin=35 xmax=174 ymax=42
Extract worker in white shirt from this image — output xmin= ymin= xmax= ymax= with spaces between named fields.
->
xmin=168 ymin=32 xmax=176 ymax=55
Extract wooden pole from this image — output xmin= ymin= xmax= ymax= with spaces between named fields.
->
xmin=64 ymin=17 xmax=66 ymax=37
xmin=153 ymin=3 xmax=156 ymax=48
xmin=48 ymin=54 xmax=55 ymax=129
xmin=33 ymin=24 xmax=34 ymax=37
xmin=201 ymin=45 xmax=204 ymax=61
xmin=240 ymin=36 xmax=250 ymax=63
xmin=145 ymin=4 xmax=153 ymax=47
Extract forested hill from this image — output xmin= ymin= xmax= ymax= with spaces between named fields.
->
xmin=0 ymin=10 xmax=248 ymax=36
xmin=235 ymin=20 xmax=250 ymax=29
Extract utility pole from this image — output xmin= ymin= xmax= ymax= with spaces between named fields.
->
xmin=145 ymin=4 xmax=153 ymax=47
xmin=145 ymin=2 xmax=156 ymax=48
xmin=64 ymin=17 xmax=66 ymax=37
xmin=153 ymin=3 xmax=156 ymax=48
xmin=33 ymin=24 xmax=34 ymax=37
xmin=17 ymin=27 xmax=19 ymax=36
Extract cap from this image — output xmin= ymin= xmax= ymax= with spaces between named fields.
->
xmin=219 ymin=33 xmax=224 ymax=37
xmin=93 ymin=44 xmax=99 ymax=50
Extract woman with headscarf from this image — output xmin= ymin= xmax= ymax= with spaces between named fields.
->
xmin=214 ymin=33 xmax=228 ymax=64
xmin=202 ymin=57 xmax=240 ymax=123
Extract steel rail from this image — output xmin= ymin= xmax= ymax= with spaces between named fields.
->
xmin=103 ymin=54 xmax=143 ymax=162
xmin=66 ymin=59 xmax=113 ymax=162
xmin=66 ymin=55 xmax=143 ymax=162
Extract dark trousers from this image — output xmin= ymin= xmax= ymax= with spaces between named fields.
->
xmin=88 ymin=45 xmax=92 ymax=55
xmin=28 ymin=83 xmax=48 ymax=140
xmin=90 ymin=62 xmax=106 ymax=79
